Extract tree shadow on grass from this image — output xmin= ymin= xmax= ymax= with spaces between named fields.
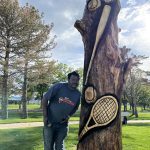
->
xmin=28 ymin=111 xmax=42 ymax=118
xmin=122 ymin=134 xmax=135 ymax=140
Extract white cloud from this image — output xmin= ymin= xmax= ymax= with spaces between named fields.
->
xmin=119 ymin=2 xmax=150 ymax=58
xmin=19 ymin=0 xmax=150 ymax=71
xmin=63 ymin=10 xmax=73 ymax=21
xmin=52 ymin=26 xmax=84 ymax=68
xmin=139 ymin=58 xmax=150 ymax=71
xmin=58 ymin=27 xmax=82 ymax=46
xmin=127 ymin=0 xmax=137 ymax=6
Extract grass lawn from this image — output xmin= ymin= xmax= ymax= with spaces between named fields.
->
xmin=0 ymin=104 xmax=43 ymax=123
xmin=128 ymin=112 xmax=150 ymax=120
xmin=0 ymin=111 xmax=79 ymax=124
xmin=0 ymin=104 xmax=149 ymax=124
xmin=122 ymin=105 xmax=150 ymax=120
xmin=0 ymin=123 xmax=150 ymax=150
xmin=0 ymin=104 xmax=79 ymax=124
xmin=122 ymin=123 xmax=150 ymax=150
xmin=9 ymin=104 xmax=41 ymax=110
xmin=0 ymin=127 xmax=43 ymax=150
xmin=0 ymin=111 xmax=43 ymax=124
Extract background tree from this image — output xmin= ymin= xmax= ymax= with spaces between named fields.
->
xmin=17 ymin=5 xmax=56 ymax=118
xmin=76 ymin=67 xmax=83 ymax=92
xmin=121 ymin=91 xmax=128 ymax=111
xmin=35 ymin=83 xmax=49 ymax=108
xmin=53 ymin=63 xmax=74 ymax=83
xmin=28 ymin=60 xmax=57 ymax=108
xmin=120 ymin=45 xmax=149 ymax=115
xmin=124 ymin=68 xmax=143 ymax=117
xmin=138 ymin=84 xmax=150 ymax=110
xmin=0 ymin=0 xmax=24 ymax=119
xmin=0 ymin=0 xmax=56 ymax=119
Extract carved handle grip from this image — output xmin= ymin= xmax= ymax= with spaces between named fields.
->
xmin=79 ymin=126 xmax=89 ymax=140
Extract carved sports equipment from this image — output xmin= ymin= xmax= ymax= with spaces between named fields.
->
xmin=79 ymin=95 xmax=118 ymax=140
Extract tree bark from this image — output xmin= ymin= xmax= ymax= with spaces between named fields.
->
xmin=75 ymin=1 xmax=132 ymax=149
xmin=1 ymin=43 xmax=10 ymax=119
xmin=131 ymin=102 xmax=135 ymax=116
xmin=40 ymin=94 xmax=43 ymax=109
xmin=1 ymin=73 xmax=8 ymax=119
xmin=21 ymin=60 xmax=28 ymax=119
xmin=134 ymin=100 xmax=138 ymax=118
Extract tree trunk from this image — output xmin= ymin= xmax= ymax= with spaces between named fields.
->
xmin=131 ymin=97 xmax=138 ymax=117
xmin=19 ymin=101 xmax=22 ymax=110
xmin=131 ymin=102 xmax=135 ymax=116
xmin=134 ymin=100 xmax=138 ymax=118
xmin=123 ymin=103 xmax=127 ymax=112
xmin=40 ymin=93 xmax=43 ymax=109
xmin=122 ymin=101 xmax=127 ymax=112
xmin=21 ymin=61 xmax=28 ymax=119
xmin=135 ymin=107 xmax=138 ymax=118
xmin=122 ymin=92 xmax=127 ymax=111
xmin=75 ymin=1 xmax=132 ymax=149
xmin=1 ymin=74 xmax=8 ymax=119
xmin=129 ymin=103 xmax=132 ymax=110
xmin=1 ymin=45 xmax=10 ymax=119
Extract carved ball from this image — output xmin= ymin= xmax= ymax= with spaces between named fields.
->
xmin=85 ymin=86 xmax=97 ymax=103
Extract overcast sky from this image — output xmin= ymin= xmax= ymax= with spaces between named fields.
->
xmin=19 ymin=0 xmax=150 ymax=71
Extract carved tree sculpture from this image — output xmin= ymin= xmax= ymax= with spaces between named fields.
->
xmin=74 ymin=0 xmax=132 ymax=149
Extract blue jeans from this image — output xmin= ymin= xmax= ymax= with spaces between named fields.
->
xmin=43 ymin=122 xmax=68 ymax=150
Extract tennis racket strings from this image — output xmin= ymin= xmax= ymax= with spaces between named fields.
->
xmin=79 ymin=95 xmax=118 ymax=140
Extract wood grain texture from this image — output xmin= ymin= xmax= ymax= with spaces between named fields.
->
xmin=74 ymin=0 xmax=133 ymax=149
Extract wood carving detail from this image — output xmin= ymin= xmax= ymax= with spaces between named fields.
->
xmin=87 ymin=0 xmax=101 ymax=11
xmin=85 ymin=86 xmax=97 ymax=103
xmin=75 ymin=0 xmax=133 ymax=149
xmin=79 ymin=95 xmax=118 ymax=141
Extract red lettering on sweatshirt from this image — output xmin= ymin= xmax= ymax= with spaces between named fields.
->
xmin=59 ymin=97 xmax=75 ymax=106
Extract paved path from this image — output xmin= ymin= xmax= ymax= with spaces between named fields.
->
xmin=128 ymin=120 xmax=150 ymax=123
xmin=0 ymin=121 xmax=79 ymax=129
xmin=0 ymin=120 xmax=150 ymax=129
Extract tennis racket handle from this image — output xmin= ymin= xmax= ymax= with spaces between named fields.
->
xmin=79 ymin=126 xmax=88 ymax=140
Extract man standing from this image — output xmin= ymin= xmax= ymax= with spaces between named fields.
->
xmin=42 ymin=71 xmax=81 ymax=150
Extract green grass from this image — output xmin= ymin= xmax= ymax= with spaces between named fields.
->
xmin=122 ymin=105 xmax=150 ymax=120
xmin=0 ymin=124 xmax=149 ymax=150
xmin=0 ymin=104 xmax=43 ymax=123
xmin=122 ymin=123 xmax=150 ymax=150
xmin=0 ymin=104 xmax=41 ymax=110
xmin=121 ymin=105 xmax=150 ymax=112
xmin=0 ymin=104 xmax=80 ymax=124
xmin=0 ymin=127 xmax=43 ymax=150
xmin=65 ymin=124 xmax=79 ymax=150
xmin=0 ymin=111 xmax=43 ymax=124
xmin=0 ymin=111 xmax=79 ymax=124
xmin=0 ymin=125 xmax=79 ymax=150
xmin=128 ymin=112 xmax=150 ymax=120
xmin=0 ymin=104 xmax=149 ymax=124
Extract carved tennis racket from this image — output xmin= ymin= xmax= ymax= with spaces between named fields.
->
xmin=79 ymin=95 xmax=118 ymax=140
